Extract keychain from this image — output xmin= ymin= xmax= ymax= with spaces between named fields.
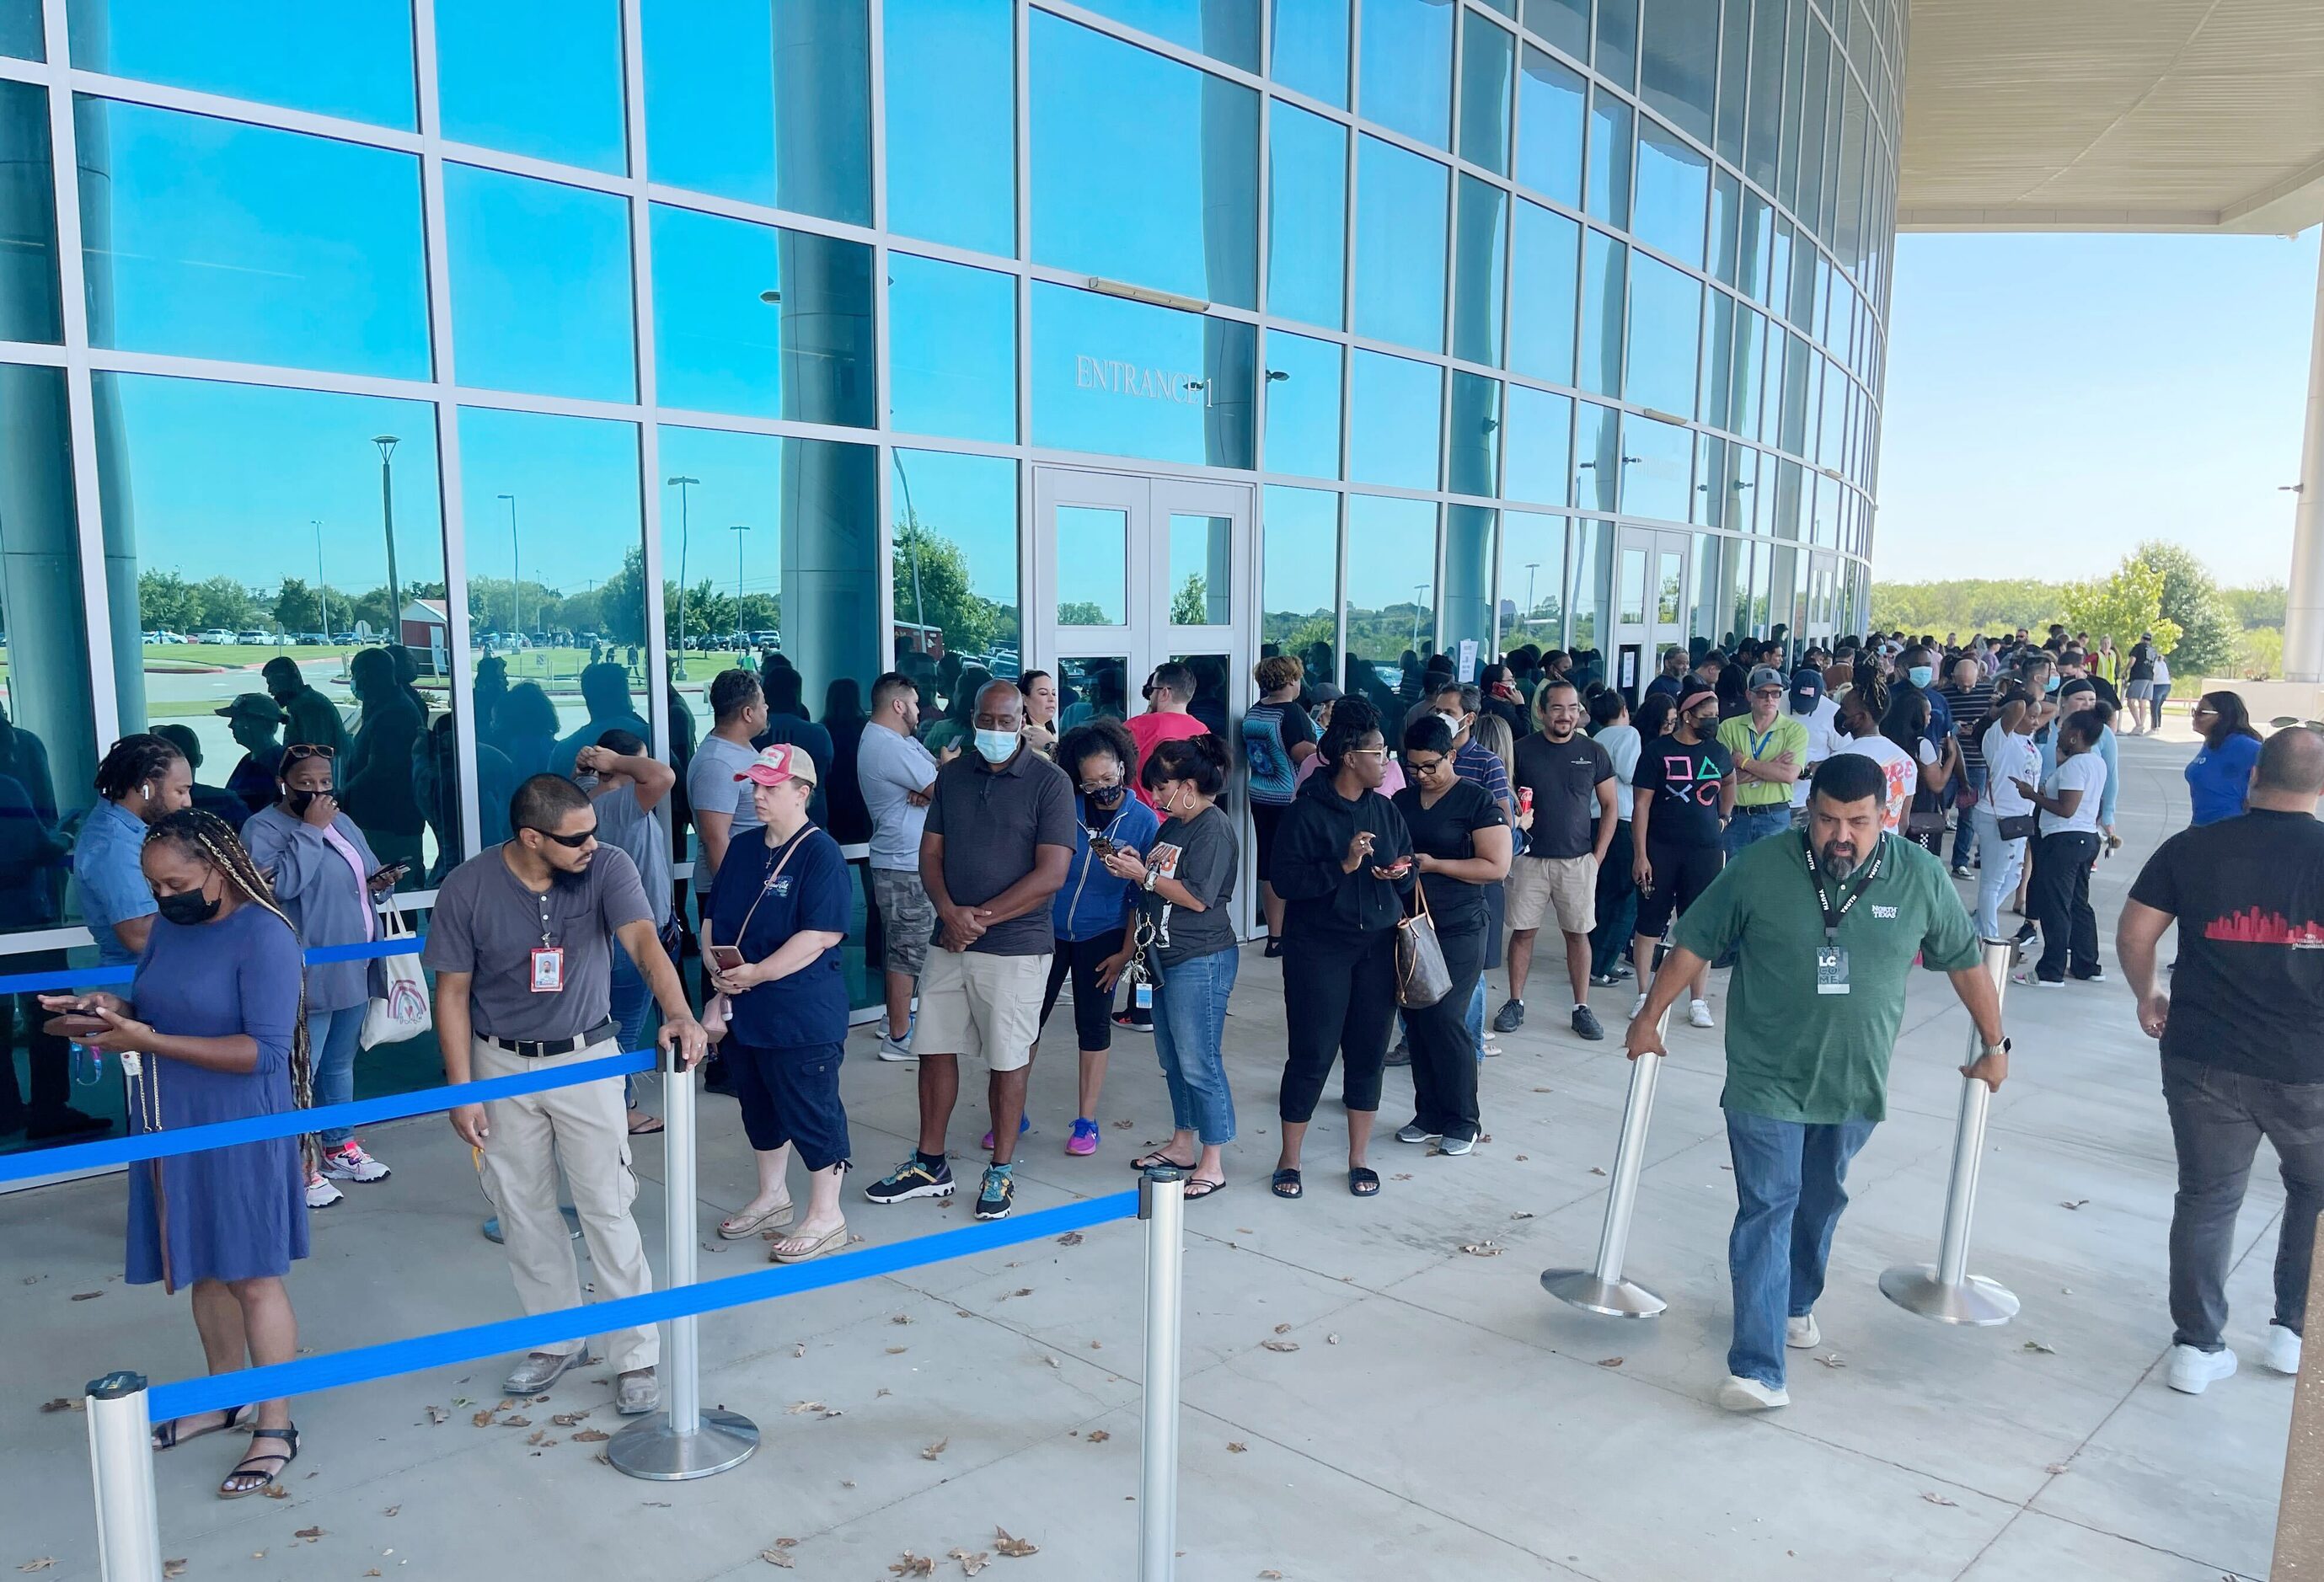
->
xmin=70 ymin=1041 xmax=102 ymax=1088
xmin=1122 ymin=917 xmax=1159 ymax=1013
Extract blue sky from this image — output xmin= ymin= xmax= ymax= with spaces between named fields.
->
xmin=1875 ymin=226 xmax=2321 ymax=591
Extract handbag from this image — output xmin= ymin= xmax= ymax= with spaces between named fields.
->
xmin=360 ymin=906 xmax=431 ymax=1049
xmin=1394 ymin=883 xmax=1453 ymax=1009
xmin=1996 ymin=814 xmax=2038 ymax=842
xmin=700 ymin=826 xmax=817 ymax=1045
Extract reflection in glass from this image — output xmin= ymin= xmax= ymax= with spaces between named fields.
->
xmin=1747 ymin=539 xmax=1772 ymax=635
xmin=1270 ymin=0 xmax=1349 ymax=106
xmin=1709 ymin=168 xmax=1742 ymax=285
xmin=1347 ymin=351 xmax=1441 ymax=492
xmin=1579 ymin=229 xmax=1626 ymax=398
xmin=1503 ymin=384 xmax=1571 ymax=505
xmin=1716 ymin=0 xmax=1751 ymax=163
xmin=1075 ymin=0 xmax=1256 ymax=70
xmin=1732 ymin=302 xmax=1766 ymax=440
xmin=65 ymin=0 xmax=414 ymax=126
xmin=1739 ymin=188 xmax=1773 ymax=302
xmin=1698 ymin=286 xmax=1734 ymax=428
xmin=1358 ymin=0 xmax=1452 ymax=149
xmin=1743 ymin=0 xmax=1784 ymax=191
xmin=1056 ymin=507 xmax=1129 ymax=627
xmin=77 ymin=99 xmax=428 ymax=378
xmin=1509 ymin=200 xmax=1577 ymax=385
xmin=892 ymin=449 xmax=1019 ymax=680
xmin=1448 ymin=372 xmax=1501 ymax=498
xmin=1618 ymin=545 xmax=1647 ymax=624
xmin=1779 ymin=328 xmax=1811 ymax=453
xmin=1691 ymin=531 xmax=1729 ymax=641
xmin=1516 ymin=45 xmax=1583 ymax=207
xmin=1622 ymin=410 xmax=1693 ymax=521
xmin=1574 ymin=398 xmax=1617 ymax=510
xmin=881 ymin=0 xmax=1010 ymax=252
xmin=651 ymin=205 xmax=873 ymax=425
xmin=1594 ymin=0 xmax=1637 ymax=90
xmin=2 ymin=0 xmax=37 ymax=58
xmin=1633 ymin=119 xmax=1708 ymax=268
xmin=646 ymin=0 xmax=874 ymax=227
xmin=1452 ymin=177 xmax=1507 ymax=367
xmin=1568 ymin=520 xmax=1611 ymax=654
xmin=1268 ymin=101 xmax=1347 ymax=329
xmin=1443 ymin=505 xmax=1496 ymax=664
xmin=1168 ymin=516 xmax=1234 ymax=625
xmin=1057 ymin=656 xmax=1131 ymax=726
xmin=437 ymin=0 xmax=626 ymax=174
xmin=1625 ymin=253 xmax=1700 ymax=418
xmin=1031 ymin=13 xmax=1257 ymax=307
xmin=0 ymin=83 xmax=61 ymax=343
xmin=1354 ymin=136 xmax=1448 ymax=353
xmin=1459 ymin=14 xmax=1513 ymax=175
xmin=1522 ymin=0 xmax=1588 ymax=61
xmin=1031 ymin=283 xmax=1255 ymax=469
xmin=887 ymin=252 xmax=1016 ymax=445
xmin=1584 ymin=88 xmax=1631 ymax=229
xmin=1345 ymin=495 xmax=1437 ymax=708
xmin=1656 ymin=548 xmax=1683 ymax=626
xmin=1771 ymin=456 xmax=1802 ymax=540
xmin=1261 ymin=329 xmax=1343 ymax=480
xmin=1692 ymin=434 xmax=1726 ymax=526
xmin=1497 ymin=510 xmax=1565 ymax=650
xmin=1261 ymin=484 xmax=1337 ymax=688
xmin=1641 ymin=0 xmax=1718 ymax=142
xmin=445 ymin=164 xmax=632 ymax=402
xmin=1768 ymin=217 xmax=1792 ymax=317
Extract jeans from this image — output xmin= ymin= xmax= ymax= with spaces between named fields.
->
xmin=1722 ymin=804 xmax=1793 ymax=858
xmin=1950 ymin=766 xmax=1988 ymax=868
xmin=1152 ymin=947 xmax=1239 ymax=1146
xmin=308 ymin=1003 xmax=367 ymax=1147
xmin=1466 ymin=976 xmax=1486 ymax=1061
xmin=609 ymin=945 xmax=657 ymax=1108
xmin=2029 ymin=831 xmax=2101 ymax=981
xmin=1588 ymin=821 xmax=1639 ymax=978
xmin=1970 ymin=808 xmax=2024 ymax=941
xmin=2162 ymin=1056 xmax=2324 ymax=1351
xmin=1723 ymin=1107 xmax=1877 ymax=1389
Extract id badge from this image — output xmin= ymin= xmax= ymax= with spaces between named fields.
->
xmin=530 ymin=945 xmax=566 ymax=993
xmin=1814 ymin=944 xmax=1850 ymax=996
xmin=1133 ymin=981 xmax=1154 ymax=1011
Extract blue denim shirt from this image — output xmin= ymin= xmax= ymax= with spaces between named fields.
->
xmin=75 ymin=799 xmax=154 ymax=965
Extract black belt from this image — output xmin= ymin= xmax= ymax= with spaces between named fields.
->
xmin=480 ymin=1020 xmax=618 ymax=1060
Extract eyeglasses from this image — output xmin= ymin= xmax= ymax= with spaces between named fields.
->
xmin=527 ymin=825 xmax=597 ymax=849
xmin=1341 ymin=747 xmax=1389 ymax=760
xmin=1406 ymin=756 xmax=1450 ymax=774
xmin=1078 ymin=778 xmax=1124 ymax=795
xmin=1751 ymin=687 xmax=1785 ymax=699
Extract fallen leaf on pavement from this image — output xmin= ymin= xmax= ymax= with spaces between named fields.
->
xmin=2021 ymin=1340 xmax=2057 ymax=1355
xmin=1088 ymin=1430 xmax=1111 ymax=1443
xmin=572 ymin=1429 xmax=611 ymax=1443
xmin=36 ymin=1399 xmax=78 ymax=1414
xmin=1922 ymin=1494 xmax=1957 ymax=1507
xmin=526 ymin=1430 xmax=551 ymax=1446
xmin=890 ymin=1553 xmax=936 ymax=1577
xmin=786 ymin=1402 xmax=827 ymax=1414
xmin=1261 ymin=1339 xmax=1299 ymax=1353
xmin=2060 ymin=1199 xmax=2089 ymax=1211
xmin=1272 ymin=1323 xmax=1292 ymax=1334
xmin=793 ymin=1344 xmax=806 ymax=1358
xmin=69 ymin=1292 xmax=101 ymax=1301
xmin=1817 ymin=1355 xmax=1847 ymax=1369
xmin=1596 ymin=1356 xmax=1624 ymax=1368
xmin=1459 ymin=1242 xmax=1504 ymax=1257
xmin=294 ymin=1526 xmax=325 ymax=1542
xmin=760 ymin=1549 xmax=795 ymax=1568
xmin=1514 ymin=1154 xmax=1529 ymax=1161
xmin=1509 ymin=1211 xmax=1536 ymax=1221
xmin=19 ymin=1561 xmax=55 ymax=1573
xmin=1261 ymin=1572 xmax=1284 ymax=1579
xmin=1003 ymin=1288 xmax=1032 ymax=1299
xmin=1391 ymin=1173 xmax=1413 ymax=1181
xmin=502 ymin=1415 xmax=533 ymax=1428
xmin=1589 ymin=1167 xmax=1607 ymax=1176
xmin=950 ymin=1547 xmax=990 ymax=1575
xmin=472 ymin=1409 xmax=496 ymax=1427
xmin=892 ymin=1314 xmax=913 ymax=1325
xmin=384 ymin=1505 xmax=399 ymax=1517
xmin=1057 ymin=1232 xmax=1084 ymax=1247
xmin=993 ymin=1528 xmax=1038 ymax=1558
xmin=2045 ymin=1462 xmax=2071 ymax=1475
xmin=1111 ymin=1120 xmax=1133 ymax=1129
xmin=162 ymin=1562 xmax=186 ymax=1579
xmin=551 ymin=1412 xmax=589 ymax=1426
xmin=921 ymin=1438 xmax=949 ymax=1460
xmin=426 ymin=1406 xmax=447 ymax=1425
xmin=262 ymin=1486 xmax=289 ymax=1499
xmin=1326 ymin=1334 xmax=1340 ymax=1345
xmin=1041 ymin=1355 xmax=1058 ymax=1370
xmin=1228 ymin=1441 xmax=1247 ymax=1453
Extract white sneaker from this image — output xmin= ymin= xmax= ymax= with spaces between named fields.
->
xmin=1688 ymin=999 xmax=1716 ymax=1029
xmin=2166 ymin=1344 xmax=2238 ymax=1394
xmin=320 ymin=1140 xmax=390 ymax=1182
xmin=1786 ymin=1313 xmax=1821 ymax=1350
xmin=876 ymin=1034 xmax=916 ymax=1062
xmin=2264 ymin=1325 xmax=2303 ymax=1376
xmin=304 ymin=1173 xmax=344 ymax=1209
xmin=1717 ymin=1374 xmax=1789 ymax=1412
xmin=1631 ymin=991 xmax=1650 ymax=1018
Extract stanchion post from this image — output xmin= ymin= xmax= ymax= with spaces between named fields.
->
xmin=86 ymin=1370 xmax=161 ymax=1582
xmin=1138 ymin=1166 xmax=1186 ymax=1582
xmin=1879 ymin=937 xmax=2020 ymax=1325
xmin=1541 ymin=1005 xmax=1675 ymax=1318
xmin=608 ymin=1049 xmax=759 ymax=1479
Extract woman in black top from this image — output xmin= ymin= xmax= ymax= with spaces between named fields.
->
xmin=1391 ymin=718 xmax=1510 ymax=1153
xmin=1266 ymin=697 xmax=1414 ymax=1200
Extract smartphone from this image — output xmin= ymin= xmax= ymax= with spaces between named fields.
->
xmin=371 ymin=862 xmax=410 ymax=886
xmin=1090 ymin=836 xmax=1116 ymax=857
xmin=708 ymin=943 xmax=745 ymax=973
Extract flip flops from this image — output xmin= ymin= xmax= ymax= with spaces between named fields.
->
xmin=1182 ymin=1177 xmax=1227 ymax=1200
xmin=768 ymin=1223 xmax=848 ymax=1264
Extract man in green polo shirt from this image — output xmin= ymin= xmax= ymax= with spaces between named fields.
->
xmin=1626 ymin=751 xmax=2009 ymax=1413
xmin=1716 ymin=665 xmax=1809 ymax=856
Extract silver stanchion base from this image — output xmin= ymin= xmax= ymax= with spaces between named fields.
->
xmin=605 ymin=1408 xmax=760 ymax=1481
xmin=1540 ymin=1268 xmax=1668 ymax=1318
xmin=1878 ymin=1265 xmax=2020 ymax=1325
xmin=482 ymin=1207 xmax=583 ymax=1244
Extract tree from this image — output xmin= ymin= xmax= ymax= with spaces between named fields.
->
xmin=892 ymin=516 xmax=999 ymax=659
xmin=1869 ymin=579 xmax=2070 ymax=636
xmin=1056 ymin=601 xmax=1110 ymax=627
xmin=1170 ymin=572 xmax=1212 ymax=627
xmin=2129 ymin=540 xmax=2236 ymax=677
xmin=274 ymin=577 xmax=324 ymax=633
xmin=2222 ymin=580 xmax=2286 ymax=631
xmin=191 ymin=575 xmax=256 ymax=632
xmin=2060 ymin=561 xmax=2178 ymax=664
xmin=136 ymin=570 xmax=199 ymax=635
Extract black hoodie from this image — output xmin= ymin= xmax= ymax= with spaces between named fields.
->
xmin=1269 ymin=768 xmax=1415 ymax=939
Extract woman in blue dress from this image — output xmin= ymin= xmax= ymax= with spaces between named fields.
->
xmin=43 ymin=809 xmax=310 ymax=1498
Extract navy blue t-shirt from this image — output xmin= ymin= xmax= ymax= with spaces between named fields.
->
xmin=706 ymin=825 xmax=853 ymax=1049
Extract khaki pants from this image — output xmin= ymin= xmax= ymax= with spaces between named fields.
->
xmin=472 ymin=1034 xmax=657 ymax=1374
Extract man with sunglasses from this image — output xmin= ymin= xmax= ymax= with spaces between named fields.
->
xmin=1717 ymin=667 xmax=1809 ymax=859
xmin=424 ymin=774 xmax=709 ymax=1414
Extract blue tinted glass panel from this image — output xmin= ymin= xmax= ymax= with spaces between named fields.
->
xmin=1622 ymin=411 xmax=1691 ymax=520
xmin=1261 ymin=485 xmax=1338 ymax=684
xmin=1633 ymin=118 xmax=1708 ymax=268
xmin=1641 ymin=0 xmax=1718 ymax=142
xmin=1346 ymin=494 xmax=1436 ymax=678
xmin=1497 ymin=509 xmax=1566 ymax=644
xmin=1578 ymin=229 xmax=1625 ymax=398
xmin=437 ymin=0 xmax=625 ymax=174
xmin=0 ymin=83 xmax=61 ymax=342
xmin=1523 ymin=0 xmax=1588 ymax=60
xmin=1270 ymin=0 xmax=1348 ymax=105
xmin=1503 ymin=384 xmax=1571 ymax=505
xmin=1031 ymin=13 xmax=1258 ymax=308
xmin=1459 ymin=14 xmax=1513 ymax=175
xmin=1585 ymin=88 xmax=1631 ymax=228
xmin=1692 ymin=433 xmax=1725 ymax=526
xmin=886 ymin=253 xmax=1016 ymax=444
xmin=882 ymin=0 xmax=1012 ymax=253
xmin=1625 ymin=253 xmax=1699 ymax=415
xmin=1509 ymin=200 xmax=1577 ymax=385
xmin=1031 ymin=282 xmax=1255 ymax=468
xmin=65 ymin=0 xmax=413 ymax=124
xmin=1595 ymin=0 xmax=1639 ymax=89
xmin=78 ymin=99 xmax=428 ymax=378
xmin=2 ymin=0 xmax=38 ymax=58
xmin=1568 ymin=519 xmax=1611 ymax=650
xmin=1452 ymin=176 xmax=1507 ymax=366
xmin=1698 ymin=286 xmax=1733 ymax=427
xmin=1347 ymin=350 xmax=1440 ymax=491
xmin=651 ymin=205 xmax=874 ymax=426
xmin=892 ymin=449 xmax=1019 ymax=671
xmin=1515 ymin=45 xmax=1583 ymax=207
xmin=1709 ymin=168 xmax=1742 ymax=284
xmin=1573 ymin=398 xmax=1616 ymax=509
xmin=1358 ymin=0 xmax=1452 ymax=148
xmin=1353 ymin=136 xmax=1447 ymax=352
xmin=1443 ymin=504 xmax=1495 ymax=656
xmin=447 ymin=164 xmax=633 ymax=402
xmin=645 ymin=0 xmax=874 ymax=227
xmin=1448 ymin=372 xmax=1501 ymax=496
xmin=1074 ymin=0 xmax=1256 ymax=69
xmin=1766 ymin=216 xmax=1792 ymax=314
xmin=1261 ymin=329 xmax=1342 ymax=479
xmin=1267 ymin=101 xmax=1347 ymax=329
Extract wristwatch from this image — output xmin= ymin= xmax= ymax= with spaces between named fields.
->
xmin=1141 ymin=864 xmax=1160 ymax=892
xmin=1981 ymin=1037 xmax=2011 ymax=1059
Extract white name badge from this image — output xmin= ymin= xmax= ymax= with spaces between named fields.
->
xmin=1814 ymin=944 xmax=1850 ymax=996
xmin=530 ymin=946 xmax=565 ymax=993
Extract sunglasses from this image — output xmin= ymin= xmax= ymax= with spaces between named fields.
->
xmin=282 ymin=744 xmax=337 ymax=762
xmin=527 ymin=824 xmax=597 ymax=849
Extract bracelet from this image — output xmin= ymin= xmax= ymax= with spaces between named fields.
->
xmin=1141 ymin=865 xmax=1160 ymax=892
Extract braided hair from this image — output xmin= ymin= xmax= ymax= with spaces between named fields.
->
xmin=143 ymin=809 xmax=317 ymax=1171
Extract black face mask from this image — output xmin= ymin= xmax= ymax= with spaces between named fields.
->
xmin=157 ymin=887 xmax=220 ymax=927
xmin=286 ymin=787 xmax=332 ymax=815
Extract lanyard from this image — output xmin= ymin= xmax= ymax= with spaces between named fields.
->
xmin=1746 ymin=724 xmax=1777 ymax=761
xmin=1802 ymin=829 xmax=1884 ymax=946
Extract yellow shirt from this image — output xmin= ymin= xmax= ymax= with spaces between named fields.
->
xmin=1717 ymin=714 xmax=1812 ymax=809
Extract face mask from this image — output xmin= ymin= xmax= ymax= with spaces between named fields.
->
xmin=1907 ymin=665 xmax=1934 ymax=688
xmin=1434 ymin=711 xmax=1464 ymax=736
xmin=286 ymin=788 xmax=332 ymax=815
xmin=157 ymin=886 xmax=220 ymax=927
xmin=1086 ymin=783 xmax=1125 ymax=807
xmin=2045 ymin=675 xmax=2061 ymax=694
xmin=973 ymin=728 xmax=1019 ymax=764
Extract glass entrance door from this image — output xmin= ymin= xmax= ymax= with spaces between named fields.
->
xmin=1610 ymin=526 xmax=1691 ymax=707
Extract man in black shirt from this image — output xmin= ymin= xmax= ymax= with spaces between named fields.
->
xmin=1497 ymin=681 xmax=1616 ymax=1041
xmin=2118 ymin=727 xmax=2324 ymax=1395
xmin=2125 ymin=633 xmax=2158 ymax=735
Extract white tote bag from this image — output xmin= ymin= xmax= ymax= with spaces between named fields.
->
xmin=361 ymin=906 xmax=431 ymax=1049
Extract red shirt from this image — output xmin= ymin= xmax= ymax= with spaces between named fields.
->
xmin=1126 ymin=710 xmax=1209 ymax=808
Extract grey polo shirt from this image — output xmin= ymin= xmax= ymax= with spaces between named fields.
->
xmin=921 ymin=744 xmax=1074 ymax=956
xmin=422 ymin=843 xmax=654 ymax=1042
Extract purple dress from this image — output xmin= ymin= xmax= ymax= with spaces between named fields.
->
xmin=126 ymin=904 xmax=309 ymax=1289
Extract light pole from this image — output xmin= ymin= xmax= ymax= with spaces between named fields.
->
xmin=1523 ymin=561 xmax=1540 ymax=629
xmin=731 ymin=524 xmax=752 ymax=636
xmin=892 ymin=452 xmax=926 ymax=638
xmin=667 ymin=474 xmax=699 ymax=666
xmin=313 ymin=519 xmax=330 ymax=639
xmin=1411 ymin=581 xmax=1431 ymax=649
xmin=499 ymin=493 xmax=521 ymax=642
xmin=372 ymin=436 xmax=402 ymax=644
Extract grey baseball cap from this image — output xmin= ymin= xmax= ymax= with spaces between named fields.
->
xmin=1748 ymin=665 xmax=1788 ymax=692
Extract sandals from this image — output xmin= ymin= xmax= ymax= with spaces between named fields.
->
xmin=219 ymin=1424 xmax=298 ymax=1499
xmin=719 ymin=1198 xmax=795 ymax=1238
xmin=1131 ymin=1149 xmax=1197 ymax=1173
xmin=768 ymin=1222 xmax=848 ymax=1264
xmin=1348 ymin=1167 xmax=1380 ymax=1197
xmin=626 ymin=1112 xmax=665 ymax=1136
xmin=1271 ymin=1168 xmax=1303 ymax=1200
xmin=152 ymin=1403 xmax=249 ymax=1451
xmin=1181 ymin=1177 xmax=1226 ymax=1201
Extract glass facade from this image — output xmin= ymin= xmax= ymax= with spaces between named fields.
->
xmin=0 ymin=0 xmax=1901 ymax=1140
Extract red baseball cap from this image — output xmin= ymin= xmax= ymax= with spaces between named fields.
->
xmin=736 ymin=743 xmax=818 ymax=788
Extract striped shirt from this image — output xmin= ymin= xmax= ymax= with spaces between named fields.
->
xmin=1941 ymin=682 xmax=1996 ymax=769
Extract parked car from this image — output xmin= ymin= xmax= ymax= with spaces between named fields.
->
xmin=332 ymin=632 xmax=358 ymax=644
xmin=236 ymin=630 xmax=269 ymax=644
xmin=196 ymin=629 xmax=233 ymax=645
xmin=297 ymin=633 xmax=329 ymax=646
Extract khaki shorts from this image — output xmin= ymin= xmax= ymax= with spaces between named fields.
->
xmin=871 ymin=866 xmax=934 ymax=977
xmin=911 ymin=948 xmax=1049 ymax=1072
xmin=1506 ymin=852 xmax=1598 ymax=934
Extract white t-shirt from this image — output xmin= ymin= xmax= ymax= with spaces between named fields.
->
xmin=1980 ymin=723 xmax=2038 ymax=820
xmin=2151 ymin=655 xmax=2172 ymax=687
xmin=1594 ymin=723 xmax=1642 ymax=819
xmin=1829 ymin=733 xmax=1919 ymax=832
xmin=2039 ymin=751 xmax=2107 ymax=836
xmin=1788 ymin=697 xmax=1842 ymax=809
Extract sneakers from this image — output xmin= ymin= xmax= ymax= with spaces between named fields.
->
xmin=1492 ymin=999 xmax=1526 ymax=1034
xmin=304 ymin=1173 xmax=344 ymax=1209
xmin=1786 ymin=1313 xmax=1821 ymax=1350
xmin=1717 ymin=1375 xmax=1789 ymax=1412
xmin=1396 ymin=1120 xmax=1437 ymax=1145
xmin=864 ymin=1157 xmax=955 ymax=1205
xmin=1572 ymin=1004 xmax=1605 ymax=1041
xmin=616 ymin=1366 xmax=660 ymax=1416
xmin=2071 ymin=966 xmax=2108 ymax=984
xmin=876 ymin=1033 xmax=917 ymax=1062
xmin=1688 ymin=999 xmax=1716 ymax=1029
xmin=1067 ymin=1118 xmax=1100 ymax=1157
xmin=1111 ymin=1010 xmax=1153 ymax=1033
xmin=2013 ymin=971 xmax=2064 ymax=990
xmin=320 ymin=1140 xmax=390 ymax=1182
xmin=2166 ymin=1344 xmax=2238 ymax=1394
xmin=1588 ymin=970 xmax=1622 ymax=987
xmin=979 ymin=1114 xmax=1032 ymax=1150
xmin=1631 ymin=991 xmax=1650 ymax=1019
xmin=975 ymin=1167 xmax=1015 ymax=1220
xmin=2265 ymin=1325 xmax=2303 ymax=1376
xmin=1949 ymin=865 xmax=1971 ymax=880
xmin=502 ymin=1350 xmax=579 ymax=1395
xmin=1437 ymin=1133 xmax=1477 ymax=1156
xmin=1384 ymin=1039 xmax=1412 ymax=1067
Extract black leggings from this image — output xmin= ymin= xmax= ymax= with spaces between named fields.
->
xmin=1634 ymin=838 xmax=1722 ymax=939
xmin=1038 ymin=929 xmax=1125 ymax=1051
xmin=1279 ymin=926 xmax=1399 ymax=1123
xmin=1406 ymin=917 xmax=1486 ymax=1142
xmin=2030 ymin=831 xmax=2100 ymax=981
